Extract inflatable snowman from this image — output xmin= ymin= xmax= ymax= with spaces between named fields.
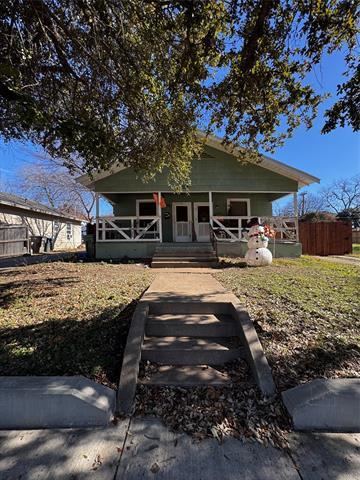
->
xmin=245 ymin=224 xmax=272 ymax=267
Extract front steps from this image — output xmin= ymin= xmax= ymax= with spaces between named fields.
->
xmin=117 ymin=275 xmax=276 ymax=414
xmin=140 ymin=365 xmax=230 ymax=386
xmin=142 ymin=336 xmax=245 ymax=365
xmin=151 ymin=242 xmax=218 ymax=268
xmin=139 ymin=304 xmax=248 ymax=387
xmin=146 ymin=313 xmax=238 ymax=337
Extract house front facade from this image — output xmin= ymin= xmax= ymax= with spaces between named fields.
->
xmin=78 ymin=134 xmax=319 ymax=260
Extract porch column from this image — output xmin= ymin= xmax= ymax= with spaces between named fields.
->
xmin=95 ymin=193 xmax=99 ymax=219
xmin=293 ymin=192 xmax=299 ymax=242
xmin=95 ymin=193 xmax=100 ymax=242
xmin=209 ymin=191 xmax=213 ymax=226
xmin=158 ymin=191 xmax=163 ymax=242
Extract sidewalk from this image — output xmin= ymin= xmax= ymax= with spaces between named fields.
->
xmin=0 ymin=418 xmax=359 ymax=479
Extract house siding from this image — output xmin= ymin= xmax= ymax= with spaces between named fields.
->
xmin=93 ymin=146 xmax=298 ymax=193
xmin=0 ymin=209 xmax=82 ymax=251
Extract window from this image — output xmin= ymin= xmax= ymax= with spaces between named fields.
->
xmin=197 ymin=205 xmax=210 ymax=223
xmin=176 ymin=205 xmax=189 ymax=222
xmin=136 ymin=199 xmax=157 ymax=235
xmin=227 ymin=199 xmax=250 ymax=216
xmin=136 ymin=200 xmax=157 ymax=217
xmin=54 ymin=221 xmax=60 ymax=233
xmin=66 ymin=223 xmax=73 ymax=240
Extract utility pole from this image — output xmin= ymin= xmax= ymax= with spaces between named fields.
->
xmin=299 ymin=191 xmax=307 ymax=216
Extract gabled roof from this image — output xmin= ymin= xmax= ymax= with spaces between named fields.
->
xmin=200 ymin=132 xmax=320 ymax=188
xmin=0 ymin=191 xmax=84 ymax=222
xmin=77 ymin=131 xmax=320 ymax=189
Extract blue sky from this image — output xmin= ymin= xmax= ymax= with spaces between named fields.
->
xmin=0 ymin=51 xmax=359 ymax=206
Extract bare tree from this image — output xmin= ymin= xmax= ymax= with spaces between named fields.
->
xmin=14 ymin=159 xmax=95 ymax=222
xmin=321 ymin=175 xmax=360 ymax=214
xmin=274 ymin=191 xmax=325 ymax=217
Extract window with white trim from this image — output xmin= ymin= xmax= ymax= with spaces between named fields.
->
xmin=136 ymin=199 xmax=157 ymax=216
xmin=66 ymin=223 xmax=73 ymax=240
xmin=54 ymin=221 xmax=60 ymax=233
xmin=227 ymin=198 xmax=251 ymax=216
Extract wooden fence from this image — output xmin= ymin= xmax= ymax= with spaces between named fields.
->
xmin=299 ymin=221 xmax=352 ymax=256
xmin=0 ymin=224 xmax=30 ymax=257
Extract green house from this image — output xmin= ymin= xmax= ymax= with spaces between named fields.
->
xmin=78 ymin=133 xmax=319 ymax=261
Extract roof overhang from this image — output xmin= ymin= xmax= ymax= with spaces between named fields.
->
xmin=199 ymin=132 xmax=320 ymax=188
xmin=77 ymin=131 xmax=320 ymax=189
xmin=0 ymin=199 xmax=84 ymax=223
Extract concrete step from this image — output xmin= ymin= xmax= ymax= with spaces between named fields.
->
xmin=149 ymin=302 xmax=233 ymax=315
xmin=156 ymin=242 xmax=212 ymax=248
xmin=155 ymin=244 xmax=214 ymax=253
xmin=140 ymin=365 xmax=230 ymax=386
xmin=153 ymin=252 xmax=216 ymax=257
xmin=141 ymin=336 xmax=245 ymax=365
xmin=152 ymin=257 xmax=217 ymax=262
xmin=151 ymin=261 xmax=218 ymax=268
xmin=146 ymin=314 xmax=238 ymax=337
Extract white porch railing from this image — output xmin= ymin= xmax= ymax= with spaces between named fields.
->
xmin=211 ymin=216 xmax=298 ymax=242
xmin=96 ymin=216 xmax=161 ymax=242
xmin=260 ymin=216 xmax=298 ymax=241
xmin=211 ymin=216 xmax=256 ymax=241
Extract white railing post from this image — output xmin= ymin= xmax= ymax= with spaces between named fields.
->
xmin=158 ymin=191 xmax=163 ymax=242
xmin=209 ymin=191 xmax=214 ymax=227
xmin=293 ymin=193 xmax=299 ymax=241
xmin=102 ymin=219 xmax=106 ymax=241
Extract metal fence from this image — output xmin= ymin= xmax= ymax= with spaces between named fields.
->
xmin=0 ymin=224 xmax=30 ymax=257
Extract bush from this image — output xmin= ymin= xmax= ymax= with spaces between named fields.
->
xmin=300 ymin=211 xmax=337 ymax=222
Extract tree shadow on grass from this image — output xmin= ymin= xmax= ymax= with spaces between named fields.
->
xmin=0 ymin=300 xmax=139 ymax=388
xmin=266 ymin=338 xmax=360 ymax=391
xmin=0 ymin=276 xmax=78 ymax=306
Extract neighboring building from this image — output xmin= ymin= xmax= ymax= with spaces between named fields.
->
xmin=0 ymin=192 xmax=83 ymax=251
xmin=77 ymin=133 xmax=320 ymax=260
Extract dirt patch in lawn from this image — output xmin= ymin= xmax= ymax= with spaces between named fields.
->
xmin=216 ymin=256 xmax=360 ymax=390
xmin=0 ymin=262 xmax=154 ymax=388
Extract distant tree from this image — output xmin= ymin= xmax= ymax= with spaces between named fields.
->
xmin=274 ymin=191 xmax=325 ymax=217
xmin=321 ymin=175 xmax=360 ymax=214
xmin=16 ymin=159 xmax=95 ymax=222
xmin=301 ymin=211 xmax=337 ymax=223
xmin=337 ymin=207 xmax=360 ymax=228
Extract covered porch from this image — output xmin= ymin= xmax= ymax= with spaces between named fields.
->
xmin=94 ymin=191 xmax=300 ymax=259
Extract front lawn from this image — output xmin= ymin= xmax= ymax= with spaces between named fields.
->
xmin=0 ymin=262 xmax=153 ymax=388
xmin=216 ymin=256 xmax=360 ymax=390
xmin=350 ymin=243 xmax=360 ymax=257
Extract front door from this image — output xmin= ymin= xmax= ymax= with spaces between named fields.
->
xmin=172 ymin=202 xmax=192 ymax=242
xmin=194 ymin=203 xmax=210 ymax=242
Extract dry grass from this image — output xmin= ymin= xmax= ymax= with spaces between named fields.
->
xmin=0 ymin=261 xmax=153 ymax=388
xmin=216 ymin=256 xmax=360 ymax=390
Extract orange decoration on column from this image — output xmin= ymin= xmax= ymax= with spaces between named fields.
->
xmin=153 ymin=193 xmax=166 ymax=208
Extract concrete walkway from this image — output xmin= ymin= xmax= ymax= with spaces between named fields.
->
xmin=314 ymin=255 xmax=360 ymax=266
xmin=1 ymin=418 xmax=359 ymax=479
xmin=144 ymin=272 xmax=237 ymax=303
